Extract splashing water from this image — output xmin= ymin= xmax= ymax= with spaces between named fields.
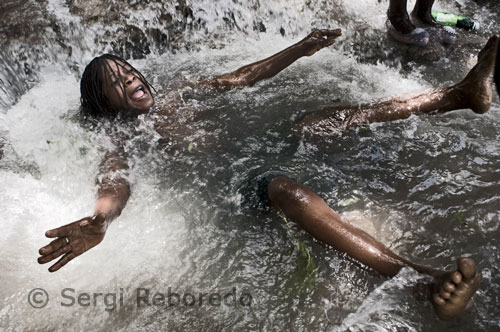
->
xmin=1 ymin=0 xmax=499 ymax=331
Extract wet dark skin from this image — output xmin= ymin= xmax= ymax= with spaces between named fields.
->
xmin=300 ymin=35 xmax=498 ymax=134
xmin=38 ymin=148 xmax=131 ymax=272
xmin=277 ymin=34 xmax=499 ymax=320
xmin=38 ymin=28 xmax=342 ymax=272
xmin=388 ymin=0 xmax=437 ymax=34
xmin=38 ymin=29 xmax=499 ymax=320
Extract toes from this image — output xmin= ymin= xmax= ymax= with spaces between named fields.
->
xmin=433 ymin=258 xmax=480 ymax=320
xmin=450 ymin=271 xmax=462 ymax=285
xmin=443 ymin=281 xmax=456 ymax=293
xmin=439 ymin=289 xmax=451 ymax=300
xmin=433 ymin=293 xmax=446 ymax=306
xmin=457 ymin=257 xmax=477 ymax=280
xmin=435 ymin=275 xmax=459 ymax=302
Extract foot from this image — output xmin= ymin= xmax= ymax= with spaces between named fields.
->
xmin=386 ymin=20 xmax=429 ymax=47
xmin=432 ymin=257 xmax=480 ymax=320
xmin=454 ymin=34 xmax=499 ymax=114
xmin=410 ymin=13 xmax=457 ymax=45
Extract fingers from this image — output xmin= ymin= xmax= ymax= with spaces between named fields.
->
xmin=322 ymin=38 xmax=337 ymax=48
xmin=302 ymin=28 xmax=342 ymax=56
xmin=89 ymin=213 xmax=106 ymax=226
xmin=38 ymin=244 xmax=71 ymax=264
xmin=307 ymin=29 xmax=342 ymax=50
xmin=310 ymin=28 xmax=342 ymax=39
xmin=45 ymin=224 xmax=72 ymax=238
xmin=316 ymin=28 xmax=342 ymax=38
xmin=78 ymin=214 xmax=105 ymax=227
xmin=39 ymin=237 xmax=69 ymax=255
xmin=48 ymin=252 xmax=76 ymax=273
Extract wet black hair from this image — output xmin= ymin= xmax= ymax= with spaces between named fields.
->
xmin=80 ymin=54 xmax=153 ymax=119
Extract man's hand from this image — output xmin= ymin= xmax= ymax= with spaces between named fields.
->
xmin=300 ymin=29 xmax=342 ymax=56
xmin=202 ymin=28 xmax=342 ymax=90
xmin=38 ymin=214 xmax=107 ymax=272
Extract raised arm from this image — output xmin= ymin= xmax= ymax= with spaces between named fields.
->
xmin=201 ymin=29 xmax=342 ymax=90
xmin=38 ymin=145 xmax=130 ymax=272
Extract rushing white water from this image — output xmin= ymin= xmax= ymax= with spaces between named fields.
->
xmin=1 ymin=0 xmax=499 ymax=331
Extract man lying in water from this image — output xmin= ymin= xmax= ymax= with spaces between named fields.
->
xmin=37 ymin=28 xmax=499 ymax=320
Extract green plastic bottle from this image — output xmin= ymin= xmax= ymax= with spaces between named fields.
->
xmin=431 ymin=10 xmax=479 ymax=30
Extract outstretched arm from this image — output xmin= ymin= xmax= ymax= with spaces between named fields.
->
xmin=201 ymin=29 xmax=341 ymax=90
xmin=94 ymin=147 xmax=131 ymax=220
xmin=38 ymin=146 xmax=130 ymax=272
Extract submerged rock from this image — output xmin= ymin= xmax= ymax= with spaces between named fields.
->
xmin=65 ymin=0 xmax=203 ymax=56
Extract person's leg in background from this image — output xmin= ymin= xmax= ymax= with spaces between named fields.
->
xmin=387 ymin=0 xmax=456 ymax=46
xmin=388 ymin=0 xmax=415 ymax=33
xmin=387 ymin=0 xmax=430 ymax=46
xmin=411 ymin=0 xmax=436 ymax=25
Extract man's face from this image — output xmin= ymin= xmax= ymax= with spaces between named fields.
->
xmin=101 ymin=59 xmax=154 ymax=114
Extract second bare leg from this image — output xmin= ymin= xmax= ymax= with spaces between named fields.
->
xmin=299 ymin=35 xmax=498 ymax=134
xmin=268 ymin=176 xmax=480 ymax=320
xmin=268 ymin=176 xmax=436 ymax=277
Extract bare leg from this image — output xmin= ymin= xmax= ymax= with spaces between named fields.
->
xmin=299 ymin=35 xmax=498 ymax=134
xmin=412 ymin=0 xmax=436 ymax=25
xmin=268 ymin=176 xmax=436 ymax=276
xmin=388 ymin=0 xmax=415 ymax=34
xmin=386 ymin=0 xmax=431 ymax=47
xmin=268 ymin=176 xmax=480 ymax=320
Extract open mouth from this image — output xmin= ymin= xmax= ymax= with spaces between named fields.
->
xmin=131 ymin=85 xmax=147 ymax=101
